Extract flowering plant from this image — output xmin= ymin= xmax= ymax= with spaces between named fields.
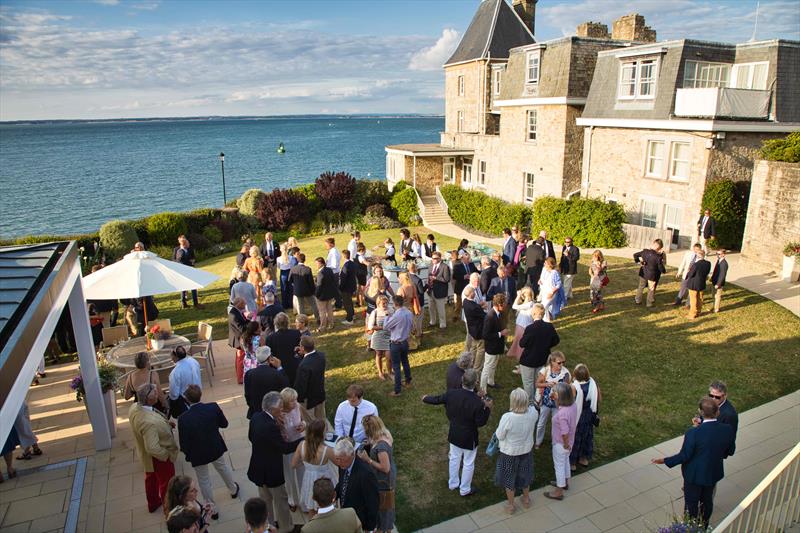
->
xmin=69 ymin=360 xmax=120 ymax=402
xmin=656 ymin=515 xmax=710 ymax=533
xmin=783 ymin=242 xmax=800 ymax=258
xmin=146 ymin=324 xmax=170 ymax=341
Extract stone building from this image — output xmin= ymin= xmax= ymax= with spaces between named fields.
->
xmin=577 ymin=39 xmax=800 ymax=248
xmin=385 ymin=0 xmax=655 ymax=209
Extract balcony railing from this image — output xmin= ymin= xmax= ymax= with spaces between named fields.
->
xmin=713 ymin=442 xmax=800 ymax=533
xmin=674 ymin=87 xmax=771 ymax=119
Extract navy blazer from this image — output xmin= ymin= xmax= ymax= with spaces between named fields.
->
xmin=423 ymin=387 xmax=491 ymax=450
xmin=664 ymin=421 xmax=735 ymax=487
xmin=686 ymin=259 xmax=712 ymax=291
xmin=338 ymin=259 xmax=359 ymax=294
xmin=177 ymin=402 xmax=229 ymax=467
xmin=711 ymin=258 xmax=728 ymax=287
xmin=486 ymin=275 xmax=517 ymax=304
xmin=503 ymin=237 xmax=517 ymax=265
xmin=247 ymin=411 xmax=301 ymax=488
xmin=482 ymin=308 xmax=505 ymax=355
xmin=479 ymin=265 xmax=497 ymax=295
xmin=244 ymin=364 xmax=290 ymax=419
xmin=453 ymin=261 xmax=478 ymax=293
xmin=295 ymin=350 xmax=326 ymax=409
xmin=463 ymin=299 xmax=486 ymax=340
xmin=518 ymin=320 xmax=560 ymax=369
xmin=337 ymin=457 xmax=379 ymax=531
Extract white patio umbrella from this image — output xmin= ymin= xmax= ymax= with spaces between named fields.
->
xmin=82 ymin=250 xmax=220 ymax=300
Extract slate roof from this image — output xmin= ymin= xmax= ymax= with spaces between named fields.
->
xmin=445 ymin=0 xmax=535 ymax=66
xmin=0 ymin=243 xmax=67 ymax=354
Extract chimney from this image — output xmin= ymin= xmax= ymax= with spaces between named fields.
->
xmin=513 ymin=0 xmax=537 ymax=36
xmin=611 ymin=13 xmax=657 ymax=42
xmin=576 ymin=21 xmax=610 ymax=39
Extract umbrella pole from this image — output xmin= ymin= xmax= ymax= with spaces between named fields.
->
xmin=143 ymin=298 xmax=151 ymax=350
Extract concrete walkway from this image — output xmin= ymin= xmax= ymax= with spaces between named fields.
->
xmin=420 ymin=389 xmax=800 ymax=533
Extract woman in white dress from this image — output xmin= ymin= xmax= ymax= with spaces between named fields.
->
xmin=291 ymin=419 xmax=337 ymax=517
xmin=539 ymin=257 xmax=562 ymax=323
xmin=507 ymin=287 xmax=535 ymax=374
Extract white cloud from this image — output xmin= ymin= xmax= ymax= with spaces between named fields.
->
xmin=94 ymin=0 xmax=120 ymax=5
xmin=408 ymin=28 xmax=460 ymax=71
xmin=130 ymin=1 xmax=160 ymax=11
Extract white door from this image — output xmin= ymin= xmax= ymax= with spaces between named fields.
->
xmin=663 ymin=204 xmax=683 ymax=249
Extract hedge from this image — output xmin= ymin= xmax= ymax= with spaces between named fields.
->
xmin=532 ymin=196 xmax=627 ymax=248
xmin=99 ymin=220 xmax=139 ymax=260
xmin=701 ymin=179 xmax=748 ymax=249
xmin=760 ymin=132 xmax=800 ymax=163
xmin=237 ymin=189 xmax=265 ymax=216
xmin=390 ymin=187 xmax=419 ymax=225
xmin=353 ymin=180 xmax=391 ymax=212
xmin=439 ymin=185 xmax=531 ymax=235
xmin=255 ymin=188 xmax=310 ymax=230
xmin=146 ymin=212 xmax=189 ymax=246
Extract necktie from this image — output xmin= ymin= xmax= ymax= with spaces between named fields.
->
xmin=341 ymin=468 xmax=351 ymax=502
xmin=349 ymin=405 xmax=358 ymax=438
xmin=690 ymin=254 xmax=697 ymax=266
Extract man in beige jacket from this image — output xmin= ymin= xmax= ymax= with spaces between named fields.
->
xmin=301 ymin=478 xmax=361 ymax=533
xmin=129 ymin=383 xmax=179 ymax=513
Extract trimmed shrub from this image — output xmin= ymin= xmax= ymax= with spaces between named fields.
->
xmin=237 ymin=189 xmax=266 ymax=216
xmin=185 ymin=208 xmax=219 ymax=235
xmin=760 ymin=132 xmax=800 ymax=163
xmin=315 ymin=171 xmax=357 ymax=211
xmin=363 ymin=214 xmax=402 ymax=229
xmin=294 ymin=183 xmax=323 ymax=216
xmin=353 ymin=180 xmax=391 ymax=212
xmin=187 ymin=232 xmax=209 ymax=251
xmin=146 ymin=212 xmax=189 ymax=246
xmin=532 ymin=196 xmax=627 ymax=248
xmin=365 ymin=203 xmax=389 ymax=217
xmin=149 ymin=244 xmax=174 ymax=260
xmin=701 ymin=179 xmax=748 ymax=250
xmin=129 ymin=218 xmax=151 ymax=248
xmin=255 ymin=188 xmax=309 ymax=230
xmin=202 ymin=225 xmax=223 ymax=244
xmin=99 ymin=220 xmax=139 ymax=260
xmin=439 ymin=185 xmax=531 ymax=235
xmin=390 ymin=187 xmax=419 ymax=225
xmin=392 ymin=180 xmax=407 ymax=193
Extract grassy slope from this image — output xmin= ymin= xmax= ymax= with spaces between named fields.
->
xmin=154 ymin=227 xmax=800 ymax=532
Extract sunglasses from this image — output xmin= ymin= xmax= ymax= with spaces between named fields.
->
xmin=709 ymin=393 xmax=723 ymax=400
xmin=554 ymin=360 xmax=565 ymax=365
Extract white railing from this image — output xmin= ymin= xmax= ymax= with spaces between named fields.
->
xmin=713 ymin=442 xmax=800 ymax=533
xmin=674 ymin=87 xmax=771 ymax=119
xmin=414 ymin=187 xmax=426 ymax=221
xmin=435 ymin=186 xmax=449 ymax=215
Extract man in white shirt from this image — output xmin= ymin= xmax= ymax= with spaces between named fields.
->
xmin=333 ymin=384 xmax=379 ymax=444
xmin=325 ymin=237 xmax=343 ymax=309
xmin=696 ymin=209 xmax=716 ymax=253
xmin=673 ymin=243 xmax=702 ymax=307
xmin=168 ymin=346 xmax=201 ymax=418
xmin=347 ymin=231 xmax=360 ymax=260
xmin=462 ymin=273 xmax=486 ymax=324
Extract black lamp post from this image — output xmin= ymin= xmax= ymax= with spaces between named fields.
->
xmin=219 ymin=152 xmax=226 ymax=206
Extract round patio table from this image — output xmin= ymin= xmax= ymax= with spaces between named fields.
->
xmin=107 ymin=334 xmax=191 ymax=369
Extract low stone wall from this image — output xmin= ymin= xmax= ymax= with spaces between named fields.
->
xmin=740 ymin=160 xmax=800 ymax=272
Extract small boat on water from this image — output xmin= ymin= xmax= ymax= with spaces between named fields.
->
xmin=277 ymin=142 xmax=286 ymax=154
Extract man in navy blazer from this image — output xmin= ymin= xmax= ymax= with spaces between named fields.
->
xmin=486 ymin=265 xmax=517 ymax=313
xmin=178 ymin=385 xmax=239 ymax=519
xmin=653 ymin=397 xmax=735 ymax=527
xmin=502 ymin=228 xmax=517 ymax=266
xmin=247 ymin=391 xmax=302 ymax=532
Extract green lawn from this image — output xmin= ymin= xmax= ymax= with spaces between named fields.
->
xmin=154 ymin=227 xmax=800 ymax=532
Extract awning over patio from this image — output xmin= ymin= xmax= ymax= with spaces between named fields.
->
xmin=0 ymin=242 xmax=111 ymax=451
xmin=385 ymin=144 xmax=474 ymax=157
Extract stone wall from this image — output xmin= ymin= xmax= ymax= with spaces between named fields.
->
xmin=583 ymin=126 xmax=713 ymax=248
xmin=402 ymin=156 xmax=443 ymax=195
xmin=611 ymin=14 xmax=656 ymax=42
xmin=576 ymin=22 xmax=609 ymax=39
xmin=740 ymin=160 xmax=800 ymax=271
xmin=445 ymin=62 xmax=487 ymax=134
xmin=707 ymin=132 xmax=785 ymax=184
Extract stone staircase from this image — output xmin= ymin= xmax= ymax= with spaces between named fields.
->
xmin=420 ymin=195 xmax=453 ymax=225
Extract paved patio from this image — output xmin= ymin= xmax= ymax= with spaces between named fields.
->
xmin=421 ymin=389 xmax=800 ymax=533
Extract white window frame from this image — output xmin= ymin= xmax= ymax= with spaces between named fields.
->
xmin=523 ymin=172 xmax=535 ymax=203
xmin=640 ymin=199 xmax=659 ymax=228
xmin=457 ymin=110 xmax=464 ymax=132
xmin=443 ymin=157 xmax=455 ymax=184
xmin=478 ymin=160 xmax=487 ymax=187
xmin=526 ymin=109 xmax=537 ymax=142
xmin=618 ymin=57 xmax=659 ymax=100
xmin=669 ymin=141 xmax=691 ymax=182
xmin=388 ymin=156 xmax=395 ymax=180
xmin=458 ymin=75 xmax=465 ymax=96
xmin=462 ymin=158 xmax=473 ymax=188
xmin=645 ymin=140 xmax=665 ymax=178
xmin=731 ymin=61 xmax=769 ymax=90
xmin=525 ymin=50 xmax=540 ymax=84
xmin=493 ymin=69 xmax=502 ymax=96
xmin=683 ymin=60 xmax=730 ymax=88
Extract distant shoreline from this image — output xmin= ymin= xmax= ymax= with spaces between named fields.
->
xmin=0 ymin=114 xmax=445 ymax=126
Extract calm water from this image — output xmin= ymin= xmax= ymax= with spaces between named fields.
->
xmin=0 ymin=117 xmax=443 ymax=238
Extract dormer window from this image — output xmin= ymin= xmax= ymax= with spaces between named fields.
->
xmin=618 ymin=57 xmax=658 ymax=100
xmin=526 ymin=50 xmax=540 ymax=84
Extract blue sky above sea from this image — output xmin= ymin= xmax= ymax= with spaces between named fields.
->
xmin=1 ymin=0 xmax=798 ymax=121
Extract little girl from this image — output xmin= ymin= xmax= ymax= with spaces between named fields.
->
xmin=262 ymin=269 xmax=277 ymax=299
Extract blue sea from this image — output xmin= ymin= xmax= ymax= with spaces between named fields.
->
xmin=0 ymin=116 xmax=443 ymax=239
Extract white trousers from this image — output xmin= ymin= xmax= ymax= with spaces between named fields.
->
xmin=194 ymin=455 xmax=237 ymax=510
xmin=448 ymin=443 xmax=477 ymax=496
xmin=562 ymin=274 xmax=575 ymax=299
xmin=535 ymin=404 xmax=555 ymax=446
xmin=552 ymin=442 xmax=571 ymax=488
xmin=480 ymin=352 xmax=501 ymax=392
xmin=541 ymin=296 xmax=554 ymax=323
xmin=429 ymin=297 xmax=447 ymax=328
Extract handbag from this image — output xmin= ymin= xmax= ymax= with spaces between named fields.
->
xmin=601 ymin=274 xmax=610 ymax=287
xmin=592 ymin=409 xmax=601 ymax=427
xmin=486 ymin=432 xmax=499 ymax=456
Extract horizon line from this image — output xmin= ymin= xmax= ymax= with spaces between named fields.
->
xmin=0 ymin=113 xmax=445 ymax=125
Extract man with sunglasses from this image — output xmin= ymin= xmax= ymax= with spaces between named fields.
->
xmin=694 ymin=380 xmax=738 ymax=453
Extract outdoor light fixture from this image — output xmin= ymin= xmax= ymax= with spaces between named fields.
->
xmin=219 ymin=152 xmax=226 ymax=206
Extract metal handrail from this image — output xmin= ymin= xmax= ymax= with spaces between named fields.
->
xmin=713 ymin=442 xmax=800 ymax=533
xmin=435 ymin=186 xmax=449 ymax=215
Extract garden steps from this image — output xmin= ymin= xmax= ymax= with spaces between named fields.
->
xmin=420 ymin=195 xmax=454 ymax=227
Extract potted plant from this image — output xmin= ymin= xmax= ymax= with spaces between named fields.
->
xmin=782 ymin=242 xmax=800 ymax=282
xmin=656 ymin=514 xmax=710 ymax=532
xmin=70 ymin=360 xmax=120 ymax=437
xmin=146 ymin=324 xmax=170 ymax=350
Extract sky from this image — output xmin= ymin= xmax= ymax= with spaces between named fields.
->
xmin=1 ymin=0 xmax=798 ymax=121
